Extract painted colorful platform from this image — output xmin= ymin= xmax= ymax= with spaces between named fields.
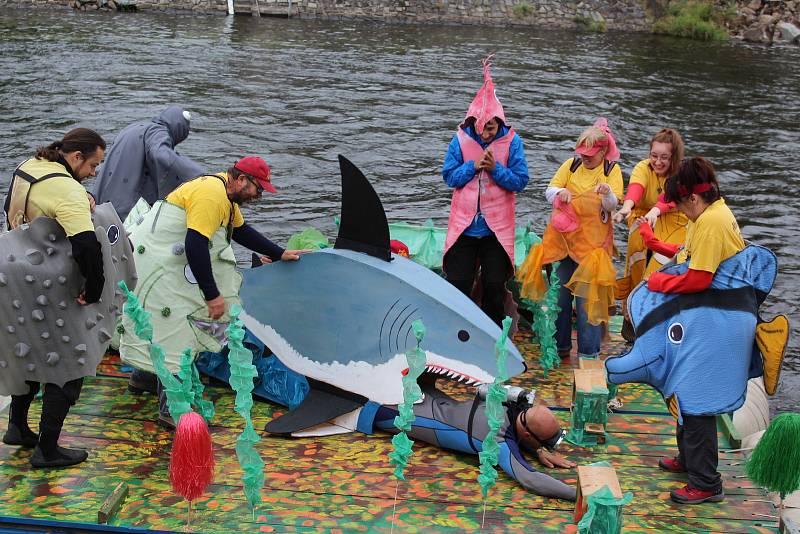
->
xmin=0 ymin=329 xmax=779 ymax=533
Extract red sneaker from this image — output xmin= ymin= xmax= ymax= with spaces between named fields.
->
xmin=670 ymin=484 xmax=724 ymax=504
xmin=658 ymin=457 xmax=686 ymax=473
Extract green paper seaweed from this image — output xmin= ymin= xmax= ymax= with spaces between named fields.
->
xmin=577 ymin=463 xmax=633 ymax=534
xmin=226 ymin=305 xmax=265 ymax=509
xmin=389 ymin=320 xmax=427 ymax=481
xmin=525 ymin=261 xmax=561 ymax=376
xmin=478 ymin=316 xmax=512 ymax=498
xmin=176 ymin=348 xmax=215 ymax=422
xmin=120 ymin=281 xmax=194 ymax=422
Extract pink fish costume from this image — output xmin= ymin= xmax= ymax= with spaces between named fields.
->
xmin=441 ymin=57 xmax=530 ymax=327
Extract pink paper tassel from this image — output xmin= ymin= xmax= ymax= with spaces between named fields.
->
xmin=169 ymin=411 xmax=215 ymax=502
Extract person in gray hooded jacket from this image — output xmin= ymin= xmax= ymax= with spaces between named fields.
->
xmin=91 ymin=105 xmax=205 ymax=221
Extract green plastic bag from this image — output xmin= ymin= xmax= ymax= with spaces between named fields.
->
xmin=566 ymin=384 xmax=609 ymax=447
xmin=286 ymin=228 xmax=330 ymax=251
xmin=577 ymin=462 xmax=633 ymax=534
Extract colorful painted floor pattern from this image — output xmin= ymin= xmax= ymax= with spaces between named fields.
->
xmin=0 ymin=329 xmax=779 ymax=533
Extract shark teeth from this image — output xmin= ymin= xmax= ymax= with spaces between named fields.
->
xmin=419 ymin=364 xmax=483 ymax=385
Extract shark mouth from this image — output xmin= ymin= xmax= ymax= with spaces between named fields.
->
xmin=403 ymin=364 xmax=485 ymax=386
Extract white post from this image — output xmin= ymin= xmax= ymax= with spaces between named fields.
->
xmin=227 ymin=0 xmax=234 ymax=15
xmin=287 ymin=0 xmax=292 ymax=17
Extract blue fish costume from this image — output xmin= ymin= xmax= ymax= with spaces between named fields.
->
xmin=605 ymin=244 xmax=789 ymax=422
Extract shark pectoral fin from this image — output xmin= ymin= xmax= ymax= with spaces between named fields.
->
xmin=290 ymin=408 xmax=363 ymax=438
xmin=757 ymin=315 xmax=789 ymax=396
xmin=264 ymin=380 xmax=367 ymax=436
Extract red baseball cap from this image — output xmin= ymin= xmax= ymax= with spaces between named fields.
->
xmin=234 ymin=156 xmax=276 ymax=194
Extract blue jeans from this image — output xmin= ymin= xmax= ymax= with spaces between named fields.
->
xmin=555 ymin=257 xmax=602 ymax=357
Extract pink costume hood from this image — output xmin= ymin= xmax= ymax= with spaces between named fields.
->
xmin=460 ymin=56 xmax=508 ymax=134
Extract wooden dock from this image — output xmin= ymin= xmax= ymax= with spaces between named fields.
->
xmin=0 ymin=328 xmax=779 ymax=532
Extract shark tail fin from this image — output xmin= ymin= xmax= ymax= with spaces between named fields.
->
xmin=757 ymin=315 xmax=789 ymax=396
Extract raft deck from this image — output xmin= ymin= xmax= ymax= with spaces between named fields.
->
xmin=0 ymin=328 xmax=778 ymax=533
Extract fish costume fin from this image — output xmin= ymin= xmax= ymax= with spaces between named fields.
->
xmin=666 ymin=394 xmax=681 ymax=421
xmin=757 ymin=314 xmax=789 ymax=395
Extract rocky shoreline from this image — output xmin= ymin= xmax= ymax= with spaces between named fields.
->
xmin=2 ymin=0 xmax=799 ymax=45
xmin=727 ymin=0 xmax=800 ymax=44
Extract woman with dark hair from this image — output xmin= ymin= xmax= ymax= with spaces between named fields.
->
xmin=614 ymin=128 xmax=688 ymax=341
xmin=636 ymin=156 xmax=745 ymax=504
xmin=3 ymin=127 xmax=107 ymax=468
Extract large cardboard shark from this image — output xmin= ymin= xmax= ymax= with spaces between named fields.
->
xmin=239 ymin=156 xmax=527 ymax=434
xmin=605 ymin=244 xmax=789 ymax=422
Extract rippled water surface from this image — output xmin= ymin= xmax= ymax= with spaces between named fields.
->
xmin=1 ymin=8 xmax=798 ymax=413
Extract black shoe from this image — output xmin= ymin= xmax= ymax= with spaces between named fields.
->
xmin=621 ymin=317 xmax=636 ymax=343
xmin=30 ymin=445 xmax=88 ymax=468
xmin=127 ymin=371 xmax=158 ymax=395
xmin=2 ymin=423 xmax=39 ymax=448
xmin=127 ymin=384 xmax=149 ymax=395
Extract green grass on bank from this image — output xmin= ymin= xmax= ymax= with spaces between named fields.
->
xmin=652 ymin=0 xmax=733 ymax=40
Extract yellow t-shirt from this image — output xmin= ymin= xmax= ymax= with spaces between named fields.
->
xmin=629 ymin=159 xmax=668 ymax=209
xmin=549 ymin=158 xmax=624 ymax=198
xmin=166 ymin=172 xmax=244 ymax=239
xmin=677 ymin=198 xmax=745 ymax=273
xmin=19 ymin=158 xmax=94 ymax=237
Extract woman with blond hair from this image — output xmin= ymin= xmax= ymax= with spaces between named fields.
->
xmin=614 ymin=128 xmax=687 ymax=341
xmin=517 ymin=118 xmax=622 ymax=359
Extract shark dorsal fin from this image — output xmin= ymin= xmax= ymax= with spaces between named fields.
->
xmin=334 ymin=155 xmax=391 ymax=262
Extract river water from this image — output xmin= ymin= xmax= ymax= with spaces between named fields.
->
xmin=1 ymin=8 xmax=798 ymax=414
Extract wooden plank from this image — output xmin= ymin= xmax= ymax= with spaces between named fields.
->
xmin=97 ymin=481 xmax=129 ymax=524
xmin=718 ymin=413 xmax=743 ymax=449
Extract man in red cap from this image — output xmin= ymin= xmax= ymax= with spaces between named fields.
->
xmin=122 ymin=156 xmax=306 ymax=422
xmin=164 ymin=156 xmax=302 ymax=320
xmin=442 ymin=57 xmax=530 ymax=327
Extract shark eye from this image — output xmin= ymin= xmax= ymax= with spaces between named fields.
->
xmin=458 ymin=330 xmax=470 ymax=342
xmin=668 ymin=323 xmax=684 ymax=344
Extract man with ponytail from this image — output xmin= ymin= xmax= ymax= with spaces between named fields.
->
xmin=2 ymin=127 xmax=108 ymax=468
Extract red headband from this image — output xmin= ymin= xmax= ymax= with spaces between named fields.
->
xmin=677 ymin=182 xmax=713 ymax=198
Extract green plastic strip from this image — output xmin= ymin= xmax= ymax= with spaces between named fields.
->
xmin=478 ymin=316 xmax=512 ymax=498
xmin=226 ymin=305 xmax=266 ymax=509
xmin=389 ymin=320 xmax=427 ymax=481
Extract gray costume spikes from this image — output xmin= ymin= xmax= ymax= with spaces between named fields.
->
xmin=0 ymin=203 xmax=137 ymax=395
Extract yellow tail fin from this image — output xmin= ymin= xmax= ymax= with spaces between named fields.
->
xmin=756 ymin=315 xmax=789 ymax=396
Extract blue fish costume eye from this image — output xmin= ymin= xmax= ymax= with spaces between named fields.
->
xmin=667 ymin=323 xmax=683 ymax=344
xmin=605 ymin=244 xmax=789 ymax=423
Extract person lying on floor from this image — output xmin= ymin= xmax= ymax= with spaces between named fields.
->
xmin=368 ymin=376 xmax=577 ymax=500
